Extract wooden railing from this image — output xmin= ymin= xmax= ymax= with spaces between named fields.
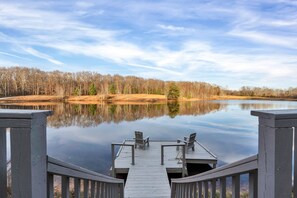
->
xmin=171 ymin=109 xmax=297 ymax=198
xmin=171 ymin=155 xmax=258 ymax=197
xmin=47 ymin=156 xmax=124 ymax=198
xmin=0 ymin=109 xmax=124 ymax=198
xmin=161 ymin=143 xmax=186 ymax=177
xmin=111 ymin=143 xmax=135 ymax=177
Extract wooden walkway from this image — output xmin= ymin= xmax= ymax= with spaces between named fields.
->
xmin=114 ymin=140 xmax=217 ymax=198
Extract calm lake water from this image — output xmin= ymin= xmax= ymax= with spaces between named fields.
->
xmin=2 ymin=100 xmax=297 ymax=175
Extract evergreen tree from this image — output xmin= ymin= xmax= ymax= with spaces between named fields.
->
xmin=109 ymin=83 xmax=116 ymax=94
xmin=167 ymin=83 xmax=180 ymax=100
xmin=89 ymin=83 xmax=97 ymax=95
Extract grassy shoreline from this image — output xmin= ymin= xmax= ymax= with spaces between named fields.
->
xmin=0 ymin=94 xmax=296 ymax=104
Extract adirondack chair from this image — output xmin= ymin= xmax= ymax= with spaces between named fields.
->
xmin=177 ymin=132 xmax=196 ymax=151
xmin=134 ymin=131 xmax=149 ymax=149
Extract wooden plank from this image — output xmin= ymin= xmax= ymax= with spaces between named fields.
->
xmin=0 ymin=128 xmax=6 ymax=198
xmin=124 ymin=166 xmax=171 ymax=197
xmin=90 ymin=181 xmax=95 ymax=198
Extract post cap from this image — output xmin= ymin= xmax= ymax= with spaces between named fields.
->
xmin=251 ymin=109 xmax=297 ymax=120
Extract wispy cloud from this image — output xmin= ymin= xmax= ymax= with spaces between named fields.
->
xmin=0 ymin=1 xmax=296 ymax=88
xmin=23 ymin=47 xmax=63 ymax=65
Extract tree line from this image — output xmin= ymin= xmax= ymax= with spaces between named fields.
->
xmin=0 ymin=67 xmax=222 ymax=98
xmin=226 ymin=86 xmax=297 ymax=98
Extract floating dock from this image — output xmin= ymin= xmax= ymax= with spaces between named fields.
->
xmin=113 ymin=140 xmax=217 ymax=198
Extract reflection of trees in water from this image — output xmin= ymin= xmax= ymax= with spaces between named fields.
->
xmin=0 ymin=101 xmax=225 ymax=128
xmin=167 ymin=102 xmax=180 ymax=118
xmin=239 ymin=103 xmax=287 ymax=110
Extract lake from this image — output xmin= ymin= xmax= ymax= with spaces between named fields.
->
xmin=2 ymin=99 xmax=297 ymax=175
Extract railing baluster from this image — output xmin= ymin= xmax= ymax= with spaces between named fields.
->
xmin=211 ymin=179 xmax=216 ymax=198
xmin=185 ymin=183 xmax=190 ymax=197
xmin=219 ymin=177 xmax=226 ymax=198
xmin=96 ymin=182 xmax=100 ymax=198
xmin=180 ymin=183 xmax=184 ymax=197
xmin=178 ymin=184 xmax=181 ymax=198
xmin=75 ymin=178 xmax=81 ymax=198
xmin=249 ymin=172 xmax=257 ymax=198
xmin=189 ymin=182 xmax=193 ymax=197
xmin=0 ymin=128 xmax=6 ymax=198
xmin=193 ymin=182 xmax=198 ymax=198
xmin=62 ymin=176 xmax=70 ymax=198
xmin=109 ymin=183 xmax=112 ymax=198
xmin=84 ymin=180 xmax=89 ymax=198
xmin=90 ymin=181 xmax=95 ymax=198
xmin=203 ymin=181 xmax=208 ymax=198
xmin=232 ymin=175 xmax=240 ymax=198
xmin=119 ymin=183 xmax=124 ymax=198
xmin=198 ymin=182 xmax=202 ymax=198
xmin=171 ymin=182 xmax=176 ymax=198
xmin=47 ymin=174 xmax=54 ymax=198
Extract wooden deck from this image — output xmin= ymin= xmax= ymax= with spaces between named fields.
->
xmin=114 ymin=140 xmax=217 ymax=198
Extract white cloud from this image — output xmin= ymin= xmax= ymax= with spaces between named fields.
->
xmin=23 ymin=47 xmax=63 ymax=65
xmin=158 ymin=24 xmax=187 ymax=32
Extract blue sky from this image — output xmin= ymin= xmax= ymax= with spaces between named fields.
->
xmin=0 ymin=0 xmax=297 ymax=89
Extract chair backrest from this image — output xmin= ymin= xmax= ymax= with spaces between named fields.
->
xmin=135 ymin=131 xmax=144 ymax=144
xmin=187 ymin=133 xmax=196 ymax=147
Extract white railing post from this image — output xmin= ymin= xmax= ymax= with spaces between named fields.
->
xmin=0 ymin=110 xmax=52 ymax=198
xmin=252 ymin=110 xmax=295 ymax=198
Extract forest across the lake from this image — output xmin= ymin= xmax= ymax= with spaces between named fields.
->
xmin=1 ymin=66 xmax=297 ymax=102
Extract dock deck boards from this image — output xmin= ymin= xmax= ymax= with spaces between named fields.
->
xmin=114 ymin=140 xmax=217 ymax=198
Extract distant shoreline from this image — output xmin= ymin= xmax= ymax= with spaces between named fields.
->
xmin=0 ymin=94 xmax=296 ymax=104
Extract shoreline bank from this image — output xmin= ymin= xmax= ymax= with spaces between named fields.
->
xmin=0 ymin=94 xmax=296 ymax=104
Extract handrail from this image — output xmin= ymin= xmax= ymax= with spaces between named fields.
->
xmin=195 ymin=140 xmax=217 ymax=159
xmin=47 ymin=156 xmax=123 ymax=183
xmin=47 ymin=156 xmax=124 ymax=198
xmin=111 ymin=143 xmax=135 ymax=177
xmin=171 ymin=155 xmax=258 ymax=198
xmin=172 ymin=154 xmax=258 ymax=183
xmin=161 ymin=143 xmax=186 ymax=177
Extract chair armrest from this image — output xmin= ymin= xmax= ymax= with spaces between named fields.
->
xmin=144 ymin=136 xmax=150 ymax=141
xmin=177 ymin=139 xmax=187 ymax=144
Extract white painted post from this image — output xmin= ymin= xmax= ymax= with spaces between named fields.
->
xmin=0 ymin=110 xmax=52 ymax=198
xmin=252 ymin=110 xmax=296 ymax=198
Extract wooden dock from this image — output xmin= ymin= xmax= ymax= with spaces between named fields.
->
xmin=113 ymin=140 xmax=217 ymax=198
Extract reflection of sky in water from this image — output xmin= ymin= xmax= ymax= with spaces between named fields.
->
xmin=46 ymin=100 xmax=297 ymax=175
